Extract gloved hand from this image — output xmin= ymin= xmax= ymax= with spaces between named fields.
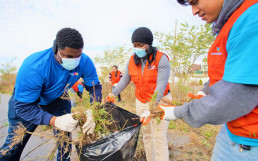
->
xmin=105 ymin=93 xmax=115 ymax=103
xmin=158 ymin=104 xmax=177 ymax=121
xmin=188 ymin=91 xmax=206 ymax=99
xmin=114 ymin=83 xmax=118 ymax=87
xmin=83 ymin=110 xmax=96 ymax=134
xmin=55 ymin=114 xmax=78 ymax=132
xmin=140 ymin=110 xmax=151 ymax=126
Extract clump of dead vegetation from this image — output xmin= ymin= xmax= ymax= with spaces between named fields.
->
xmin=70 ymin=91 xmax=120 ymax=149
xmin=3 ymin=89 xmax=121 ymax=160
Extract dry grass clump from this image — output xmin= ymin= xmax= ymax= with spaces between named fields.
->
xmin=0 ymin=123 xmax=26 ymax=156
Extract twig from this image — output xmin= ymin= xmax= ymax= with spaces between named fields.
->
xmin=107 ymin=106 xmax=117 ymax=114
xmin=92 ymin=81 xmax=96 ymax=102
xmin=21 ymin=138 xmax=52 ymax=160
xmin=22 ymin=155 xmax=48 ymax=161
xmin=25 ymin=131 xmax=78 ymax=145
xmin=122 ymin=119 xmax=129 ymax=130
xmin=46 ymin=142 xmax=59 ymax=161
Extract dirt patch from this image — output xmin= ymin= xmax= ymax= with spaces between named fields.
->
xmin=167 ymin=124 xmax=221 ymax=161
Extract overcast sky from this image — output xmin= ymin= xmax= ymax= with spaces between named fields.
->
xmin=0 ymin=0 xmax=205 ymax=68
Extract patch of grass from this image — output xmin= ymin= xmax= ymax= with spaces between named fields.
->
xmin=0 ymin=61 xmax=17 ymax=94
xmin=168 ymin=121 xmax=176 ymax=129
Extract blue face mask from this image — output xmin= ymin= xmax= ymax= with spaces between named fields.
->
xmin=133 ymin=48 xmax=147 ymax=58
xmin=58 ymin=51 xmax=81 ymax=70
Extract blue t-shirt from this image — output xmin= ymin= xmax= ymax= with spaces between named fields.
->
xmin=222 ymin=4 xmax=258 ymax=146
xmin=15 ymin=47 xmax=99 ymax=105
xmin=223 ymin=3 xmax=258 ymax=85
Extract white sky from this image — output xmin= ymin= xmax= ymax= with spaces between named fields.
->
xmin=0 ymin=0 xmax=205 ymax=68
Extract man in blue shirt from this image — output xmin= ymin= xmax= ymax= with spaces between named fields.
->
xmin=0 ymin=28 xmax=102 ymax=161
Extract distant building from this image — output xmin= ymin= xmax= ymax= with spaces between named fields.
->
xmin=188 ymin=64 xmax=208 ymax=75
xmin=190 ymin=64 xmax=201 ymax=72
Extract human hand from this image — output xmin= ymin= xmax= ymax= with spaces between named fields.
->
xmin=82 ymin=110 xmax=96 ymax=135
xmin=158 ymin=104 xmax=177 ymax=121
xmin=188 ymin=91 xmax=206 ymax=99
xmin=55 ymin=114 xmax=78 ymax=132
xmin=140 ymin=110 xmax=152 ymax=126
xmin=105 ymin=93 xmax=115 ymax=103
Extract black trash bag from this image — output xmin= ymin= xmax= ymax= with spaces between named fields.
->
xmin=76 ymin=102 xmax=141 ymax=161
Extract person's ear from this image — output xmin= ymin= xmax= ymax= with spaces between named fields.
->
xmin=53 ymin=40 xmax=58 ymax=54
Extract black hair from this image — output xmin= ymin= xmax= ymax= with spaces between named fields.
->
xmin=56 ymin=28 xmax=84 ymax=51
xmin=134 ymin=46 xmax=158 ymax=67
xmin=112 ymin=65 xmax=118 ymax=69
xmin=177 ymin=0 xmax=189 ymax=6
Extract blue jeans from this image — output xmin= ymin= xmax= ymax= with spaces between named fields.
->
xmin=211 ymin=125 xmax=258 ymax=161
xmin=0 ymin=94 xmax=72 ymax=161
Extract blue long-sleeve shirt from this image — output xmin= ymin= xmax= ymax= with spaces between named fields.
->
xmin=14 ymin=47 xmax=102 ymax=125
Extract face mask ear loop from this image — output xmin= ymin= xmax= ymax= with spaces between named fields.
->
xmin=57 ymin=51 xmax=63 ymax=64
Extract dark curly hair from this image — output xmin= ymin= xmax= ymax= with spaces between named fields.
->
xmin=112 ymin=65 xmax=118 ymax=69
xmin=177 ymin=0 xmax=189 ymax=6
xmin=56 ymin=28 xmax=84 ymax=51
xmin=134 ymin=46 xmax=158 ymax=67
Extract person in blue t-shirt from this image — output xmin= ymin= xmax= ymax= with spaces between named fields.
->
xmin=141 ymin=0 xmax=258 ymax=160
xmin=0 ymin=28 xmax=102 ymax=161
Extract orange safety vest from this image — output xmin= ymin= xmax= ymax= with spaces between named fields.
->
xmin=208 ymin=0 xmax=258 ymax=138
xmin=72 ymin=81 xmax=83 ymax=92
xmin=128 ymin=50 xmax=170 ymax=103
xmin=110 ymin=70 xmax=121 ymax=85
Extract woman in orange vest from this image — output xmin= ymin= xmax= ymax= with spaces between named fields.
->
xmin=151 ymin=0 xmax=258 ymax=160
xmin=106 ymin=27 xmax=171 ymax=161
xmin=109 ymin=65 xmax=122 ymax=102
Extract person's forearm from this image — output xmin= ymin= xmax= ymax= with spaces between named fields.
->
xmin=174 ymin=80 xmax=258 ymax=127
xmin=112 ymin=61 xmax=131 ymax=96
xmin=155 ymin=54 xmax=171 ymax=102
xmin=15 ymin=99 xmax=54 ymax=125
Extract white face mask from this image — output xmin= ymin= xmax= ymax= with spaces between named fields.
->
xmin=58 ymin=51 xmax=81 ymax=70
xmin=133 ymin=47 xmax=147 ymax=58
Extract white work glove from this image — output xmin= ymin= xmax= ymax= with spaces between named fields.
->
xmin=158 ymin=104 xmax=178 ymax=121
xmin=196 ymin=91 xmax=206 ymax=96
xmin=82 ymin=110 xmax=96 ymax=135
xmin=140 ymin=110 xmax=151 ymax=126
xmin=114 ymin=83 xmax=118 ymax=87
xmin=55 ymin=114 xmax=78 ymax=132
